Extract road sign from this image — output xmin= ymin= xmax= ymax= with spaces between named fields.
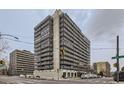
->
xmin=112 ymin=55 xmax=124 ymax=59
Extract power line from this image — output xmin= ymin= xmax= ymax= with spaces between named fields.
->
xmin=2 ymin=33 xmax=124 ymax=49
xmin=91 ymin=48 xmax=124 ymax=50
xmin=4 ymin=37 xmax=124 ymax=49
xmin=15 ymin=35 xmax=33 ymax=39
xmin=0 ymin=32 xmax=19 ymax=40
xmin=4 ymin=37 xmax=33 ymax=45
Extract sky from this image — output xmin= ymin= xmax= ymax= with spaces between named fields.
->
xmin=0 ymin=9 xmax=124 ymax=71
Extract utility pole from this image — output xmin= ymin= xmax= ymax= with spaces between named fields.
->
xmin=116 ymin=35 xmax=120 ymax=82
xmin=112 ymin=36 xmax=124 ymax=82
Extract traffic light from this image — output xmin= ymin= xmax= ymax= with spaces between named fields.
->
xmin=0 ymin=60 xmax=5 ymax=64
xmin=60 ymin=48 xmax=64 ymax=56
xmin=113 ymin=63 xmax=117 ymax=67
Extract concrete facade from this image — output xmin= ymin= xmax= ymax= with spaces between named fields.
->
xmin=93 ymin=62 xmax=111 ymax=77
xmin=9 ymin=50 xmax=34 ymax=75
xmin=53 ymin=10 xmax=61 ymax=71
xmin=34 ymin=15 xmax=53 ymax=70
xmin=34 ymin=69 xmax=77 ymax=80
xmin=34 ymin=10 xmax=90 ymax=80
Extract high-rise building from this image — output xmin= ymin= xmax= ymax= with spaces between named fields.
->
xmin=34 ymin=10 xmax=90 ymax=80
xmin=9 ymin=50 xmax=34 ymax=75
xmin=93 ymin=62 xmax=110 ymax=77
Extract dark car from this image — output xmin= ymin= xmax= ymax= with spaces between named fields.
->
xmin=113 ymin=72 xmax=124 ymax=81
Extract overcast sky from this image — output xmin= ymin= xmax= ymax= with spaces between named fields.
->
xmin=0 ymin=9 xmax=124 ymax=71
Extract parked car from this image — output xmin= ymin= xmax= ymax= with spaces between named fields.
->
xmin=26 ymin=74 xmax=34 ymax=79
xmin=19 ymin=74 xmax=25 ymax=78
xmin=91 ymin=74 xmax=98 ymax=78
xmin=81 ymin=74 xmax=89 ymax=79
xmin=97 ymin=75 xmax=102 ymax=78
xmin=113 ymin=72 xmax=124 ymax=81
xmin=81 ymin=73 xmax=98 ymax=79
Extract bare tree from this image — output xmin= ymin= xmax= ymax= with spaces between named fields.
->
xmin=0 ymin=38 xmax=9 ymax=59
xmin=0 ymin=32 xmax=18 ymax=59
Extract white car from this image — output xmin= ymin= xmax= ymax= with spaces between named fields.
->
xmin=19 ymin=74 xmax=25 ymax=78
xmin=81 ymin=73 xmax=98 ymax=79
xmin=91 ymin=74 xmax=98 ymax=78
xmin=81 ymin=74 xmax=86 ymax=79
xmin=81 ymin=74 xmax=90 ymax=79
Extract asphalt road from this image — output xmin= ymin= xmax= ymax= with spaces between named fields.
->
xmin=0 ymin=75 xmax=123 ymax=84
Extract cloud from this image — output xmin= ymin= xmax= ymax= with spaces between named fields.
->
xmin=81 ymin=9 xmax=124 ymax=71
xmin=63 ymin=9 xmax=91 ymax=31
xmin=84 ymin=10 xmax=124 ymax=42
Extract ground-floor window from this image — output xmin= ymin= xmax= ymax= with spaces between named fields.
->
xmin=71 ymin=73 xmax=73 ymax=77
xmin=68 ymin=72 xmax=70 ymax=77
xmin=75 ymin=73 xmax=76 ymax=77
xmin=62 ymin=72 xmax=66 ymax=78
xmin=62 ymin=72 xmax=77 ymax=78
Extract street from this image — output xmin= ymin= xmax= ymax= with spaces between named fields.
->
xmin=0 ymin=75 xmax=123 ymax=84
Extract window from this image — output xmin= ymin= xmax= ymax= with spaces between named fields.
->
xmin=41 ymin=39 xmax=50 ymax=48
xmin=75 ymin=73 xmax=76 ymax=77
xmin=68 ymin=72 xmax=70 ymax=77
xmin=62 ymin=72 xmax=66 ymax=78
xmin=64 ymin=38 xmax=73 ymax=48
xmin=71 ymin=73 xmax=73 ymax=77
xmin=41 ymin=27 xmax=50 ymax=39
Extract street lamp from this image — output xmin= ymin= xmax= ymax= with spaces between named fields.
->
xmin=0 ymin=32 xmax=19 ymax=40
